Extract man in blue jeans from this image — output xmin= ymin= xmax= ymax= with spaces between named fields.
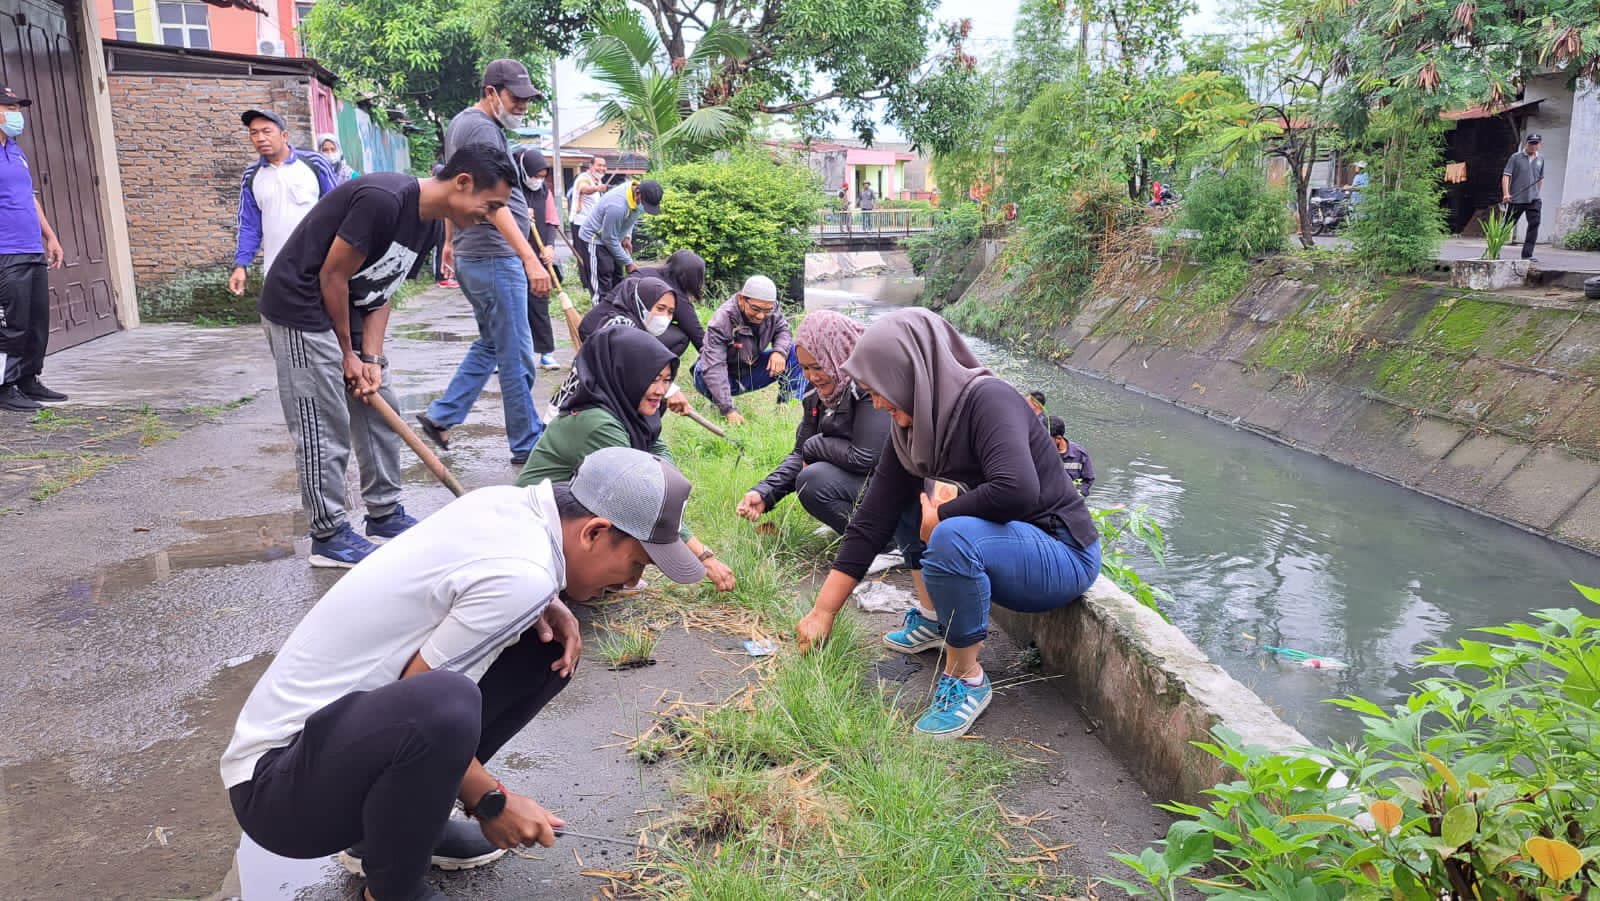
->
xmin=692 ymin=274 xmax=804 ymax=425
xmin=419 ymin=59 xmax=552 ymax=465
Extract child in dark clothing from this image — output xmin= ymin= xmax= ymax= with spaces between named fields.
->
xmin=1049 ymin=416 xmax=1095 ymax=498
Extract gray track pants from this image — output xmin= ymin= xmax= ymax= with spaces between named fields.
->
xmin=263 ymin=320 xmax=402 ymax=539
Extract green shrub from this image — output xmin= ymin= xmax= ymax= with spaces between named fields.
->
xmin=1172 ymin=166 xmax=1291 ymax=262
xmin=1562 ymin=219 xmax=1600 ymax=252
xmin=878 ymin=198 xmax=935 ymax=211
xmin=640 ymin=152 xmax=825 ymax=296
xmin=1346 ymin=130 xmax=1447 ymax=274
xmin=406 ymin=128 xmax=441 ymax=177
xmin=1110 ymin=582 xmax=1600 ymax=899
xmin=138 ymin=267 xmax=261 ymax=325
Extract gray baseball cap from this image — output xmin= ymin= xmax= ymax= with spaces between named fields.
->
xmin=482 ymin=58 xmax=545 ymax=101
xmin=740 ymin=274 xmax=778 ymax=303
xmin=569 ymin=447 xmax=704 ymax=584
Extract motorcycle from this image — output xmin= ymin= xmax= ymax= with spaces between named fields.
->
xmin=1307 ymin=189 xmax=1351 ymax=235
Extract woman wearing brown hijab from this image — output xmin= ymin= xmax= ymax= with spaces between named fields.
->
xmin=795 ymin=308 xmax=1101 ymax=738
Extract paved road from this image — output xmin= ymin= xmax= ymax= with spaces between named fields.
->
xmin=0 ymin=286 xmax=1167 ymax=900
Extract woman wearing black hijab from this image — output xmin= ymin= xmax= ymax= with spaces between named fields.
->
xmin=517 ymin=328 xmax=735 ymax=592
xmin=581 ymin=250 xmax=707 ymax=357
xmin=554 ymin=277 xmax=691 ymax=416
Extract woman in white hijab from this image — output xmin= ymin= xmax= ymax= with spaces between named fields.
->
xmin=317 ymin=134 xmax=358 ymax=183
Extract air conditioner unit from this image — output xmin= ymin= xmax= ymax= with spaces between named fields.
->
xmin=259 ymin=39 xmax=286 ymax=57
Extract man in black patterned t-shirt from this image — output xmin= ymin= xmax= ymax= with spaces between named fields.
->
xmin=258 ymin=144 xmax=516 ymax=568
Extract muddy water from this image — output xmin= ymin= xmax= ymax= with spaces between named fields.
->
xmin=808 ymin=275 xmax=1600 ymax=743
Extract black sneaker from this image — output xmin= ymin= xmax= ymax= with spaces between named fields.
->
xmin=0 ymin=385 xmax=42 ymax=412
xmin=415 ymin=412 xmax=450 ymax=450
xmin=510 ymin=452 xmax=529 ymax=466
xmin=339 ymin=819 xmax=506 ymax=876
xmin=18 ymin=378 xmax=67 ymax=402
xmin=356 ymin=880 xmax=448 ymax=901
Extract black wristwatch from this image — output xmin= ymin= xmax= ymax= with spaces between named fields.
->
xmin=356 ymin=351 xmax=388 ymax=366
xmin=470 ymin=783 xmax=507 ymax=821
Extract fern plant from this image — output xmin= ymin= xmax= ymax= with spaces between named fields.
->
xmin=1481 ymin=205 xmax=1515 ymax=259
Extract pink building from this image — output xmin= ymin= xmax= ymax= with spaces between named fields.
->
xmin=96 ymin=0 xmax=310 ymax=57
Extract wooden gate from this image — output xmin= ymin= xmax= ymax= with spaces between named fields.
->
xmin=0 ymin=0 xmax=119 ymax=352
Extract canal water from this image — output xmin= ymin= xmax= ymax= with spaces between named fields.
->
xmin=808 ymin=274 xmax=1600 ymax=744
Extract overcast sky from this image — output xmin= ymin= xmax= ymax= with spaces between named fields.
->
xmin=547 ymin=0 xmax=1229 ymax=142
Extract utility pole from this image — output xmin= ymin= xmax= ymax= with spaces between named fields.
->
xmin=548 ymin=58 xmax=569 ymax=230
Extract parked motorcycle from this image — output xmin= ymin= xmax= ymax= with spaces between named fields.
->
xmin=1308 ymin=189 xmax=1351 ymax=235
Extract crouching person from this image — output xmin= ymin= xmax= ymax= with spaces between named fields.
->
xmin=795 ymin=308 xmax=1102 ymax=738
xmin=736 ymin=310 xmax=888 ymax=534
xmin=220 ymin=447 xmax=706 ymax=901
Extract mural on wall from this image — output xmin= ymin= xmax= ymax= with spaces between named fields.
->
xmin=309 ymin=80 xmax=411 ymax=176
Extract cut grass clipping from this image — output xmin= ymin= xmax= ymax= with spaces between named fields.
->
xmin=627 ymin=374 xmax=1075 ymax=899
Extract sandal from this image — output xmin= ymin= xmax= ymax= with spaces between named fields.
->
xmin=415 ymin=412 xmax=451 ymax=450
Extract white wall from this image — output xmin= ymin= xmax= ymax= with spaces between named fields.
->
xmin=1558 ymin=80 xmax=1600 ymax=237
xmin=1522 ymin=73 xmax=1575 ymax=243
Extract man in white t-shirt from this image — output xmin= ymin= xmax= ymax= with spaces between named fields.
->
xmin=221 ymin=447 xmax=706 ymax=901
xmin=567 ymin=156 xmax=608 ymax=290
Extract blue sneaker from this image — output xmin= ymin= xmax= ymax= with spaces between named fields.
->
xmin=883 ymin=606 xmax=945 ymax=654
xmin=914 ymin=673 xmax=993 ymax=738
xmin=309 ymin=523 xmax=378 ymax=569
xmin=364 ymin=504 xmax=418 ymax=543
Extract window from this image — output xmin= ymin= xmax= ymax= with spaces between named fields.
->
xmin=112 ymin=0 xmax=136 ymax=41
xmin=294 ymin=2 xmax=315 ymax=55
xmin=157 ymin=2 xmax=210 ymax=50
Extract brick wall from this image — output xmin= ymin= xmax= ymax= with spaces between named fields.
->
xmin=109 ymin=74 xmax=312 ymax=288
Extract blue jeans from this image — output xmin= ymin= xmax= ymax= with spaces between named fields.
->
xmin=898 ymin=510 xmax=1102 ymax=649
xmin=692 ymin=345 xmax=805 ymax=405
xmin=427 ymin=255 xmax=543 ymax=454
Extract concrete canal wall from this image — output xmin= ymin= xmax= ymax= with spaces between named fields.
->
xmin=958 ymin=254 xmax=1600 ymax=555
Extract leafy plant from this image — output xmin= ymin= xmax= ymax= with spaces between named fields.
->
xmin=1109 ymin=582 xmax=1600 ymax=899
xmin=579 ymin=11 xmax=751 ymax=167
xmin=904 ymin=203 xmax=983 ymax=306
xmin=596 ymin=625 xmax=659 ymax=669
xmin=1091 ymin=505 xmax=1174 ymax=617
xmin=1481 ymin=206 xmax=1515 ymax=260
xmin=1345 ymin=118 xmax=1448 ymax=274
xmin=1172 ymin=166 xmax=1291 ymax=262
xmin=1562 ymin=218 xmax=1600 ymax=252
xmin=641 ymin=152 xmax=823 ymax=294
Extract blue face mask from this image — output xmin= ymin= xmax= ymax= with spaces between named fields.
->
xmin=0 ymin=112 xmax=22 ymax=138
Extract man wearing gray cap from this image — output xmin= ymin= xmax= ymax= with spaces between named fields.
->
xmin=693 ymin=274 xmax=805 ymax=424
xmin=1501 ymin=133 xmax=1545 ymax=262
xmin=422 ymin=58 xmax=554 ymax=466
xmin=221 ymin=446 xmax=705 ymax=901
xmin=577 ymin=178 xmax=664 ymax=298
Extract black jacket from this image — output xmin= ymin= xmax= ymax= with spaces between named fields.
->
xmin=752 ymin=385 xmax=890 ymax=508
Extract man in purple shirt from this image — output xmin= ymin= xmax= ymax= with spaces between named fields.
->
xmin=0 ymin=84 xmax=67 ymax=413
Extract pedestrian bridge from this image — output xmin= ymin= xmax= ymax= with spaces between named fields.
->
xmin=812 ymin=209 xmax=936 ymax=249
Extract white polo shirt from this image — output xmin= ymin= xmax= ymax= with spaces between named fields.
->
xmin=220 ymin=483 xmax=566 ymax=788
xmin=254 ymin=156 xmax=324 ymax=273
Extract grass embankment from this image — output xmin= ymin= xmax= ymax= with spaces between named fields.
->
xmin=613 ymin=388 xmax=1073 ymax=899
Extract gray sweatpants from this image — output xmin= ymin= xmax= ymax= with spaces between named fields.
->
xmin=263 ymin=319 xmax=403 ymax=539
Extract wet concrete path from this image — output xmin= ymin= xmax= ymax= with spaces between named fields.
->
xmin=0 ymin=287 xmax=1167 ymax=900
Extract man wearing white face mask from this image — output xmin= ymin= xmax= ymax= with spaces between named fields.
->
xmin=419 ymin=59 xmax=553 ymax=466
xmin=0 ymin=84 xmax=67 ymax=413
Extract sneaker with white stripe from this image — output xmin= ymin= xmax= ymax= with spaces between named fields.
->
xmin=914 ymin=673 xmax=992 ymax=738
xmin=883 ymin=606 xmax=945 ymax=654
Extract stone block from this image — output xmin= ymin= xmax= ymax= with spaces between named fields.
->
xmin=1554 ymin=483 xmax=1600 ymax=555
xmin=1083 ymin=335 xmax=1133 ymax=375
xmin=1275 ymin=382 xmax=1367 ymax=451
xmin=1139 ymin=347 xmax=1208 ymax=399
xmin=991 ymin=576 xmax=1309 ymax=806
xmin=1449 ymin=259 xmax=1530 ymax=291
xmin=1106 ymin=340 xmax=1154 ymax=386
xmin=1483 ymin=373 xmax=1590 ymax=440
xmin=1484 ymin=446 xmax=1600 ymax=531
xmin=1423 ymin=432 xmax=1530 ymax=506
xmin=1182 ymin=359 xmax=1283 ymax=421
xmin=1324 ymin=401 xmax=1419 ymax=479
xmin=1549 ymin=386 xmax=1600 ymax=454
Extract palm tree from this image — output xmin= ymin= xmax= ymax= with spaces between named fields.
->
xmin=579 ymin=11 xmax=751 ymax=167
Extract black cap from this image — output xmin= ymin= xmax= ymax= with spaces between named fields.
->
xmin=0 ymin=85 xmax=31 ymax=107
xmin=241 ymin=109 xmax=288 ymax=130
xmin=482 ymin=59 xmax=544 ymax=101
xmin=1526 ymin=133 xmax=1543 ymax=144
xmin=635 ymin=179 xmax=663 ymax=215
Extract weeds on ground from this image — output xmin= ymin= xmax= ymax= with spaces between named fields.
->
xmin=28 ymin=408 xmax=88 ymax=431
xmin=629 ymin=384 xmax=1073 ymax=898
xmin=596 ymin=624 xmax=661 ymax=669
xmin=182 ymin=395 xmax=256 ymax=420
xmin=30 ymin=453 xmax=128 ymax=501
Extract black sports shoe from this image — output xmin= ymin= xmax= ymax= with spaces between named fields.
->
xmin=356 ymin=880 xmax=448 ymax=901
xmin=510 ymin=451 xmax=529 ymax=466
xmin=0 ymin=385 xmax=42 ymax=412
xmin=415 ymin=412 xmax=450 ymax=450
xmin=339 ymin=819 xmax=505 ymax=876
xmin=18 ymin=378 xmax=67 ymax=402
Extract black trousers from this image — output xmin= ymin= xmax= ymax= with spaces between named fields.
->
xmin=528 ymin=280 xmax=556 ymax=355
xmin=229 ymin=634 xmax=570 ymax=899
xmin=794 ymin=462 xmax=867 ymax=535
xmin=659 ymin=323 xmax=693 ymax=359
xmin=0 ymin=253 xmax=49 ymax=387
xmin=1509 ymin=200 xmax=1541 ymax=259
xmin=584 ymin=239 xmax=624 ymax=299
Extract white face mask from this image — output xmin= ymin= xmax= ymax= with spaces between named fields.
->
xmin=322 ymin=150 xmax=341 ymax=164
xmin=645 ymin=313 xmax=671 ymax=336
xmin=493 ymin=93 xmax=525 ymax=130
